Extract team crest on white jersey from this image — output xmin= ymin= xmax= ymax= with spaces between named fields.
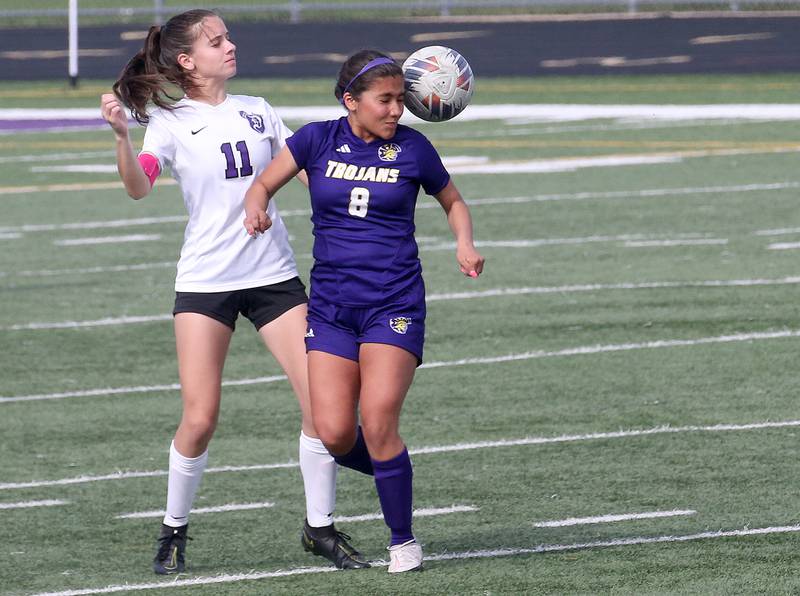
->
xmin=239 ymin=111 xmax=265 ymax=133
xmin=389 ymin=317 xmax=412 ymax=334
xmin=378 ymin=143 xmax=401 ymax=162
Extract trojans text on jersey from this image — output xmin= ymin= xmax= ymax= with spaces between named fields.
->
xmin=324 ymin=160 xmax=399 ymax=183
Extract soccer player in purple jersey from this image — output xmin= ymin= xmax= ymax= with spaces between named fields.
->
xmin=244 ymin=49 xmax=485 ymax=573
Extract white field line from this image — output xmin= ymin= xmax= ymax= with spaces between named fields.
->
xmin=115 ymin=503 xmax=476 ymax=522
xmin=768 ymin=242 xmax=800 ymax=250
xmin=419 ymin=181 xmax=800 ymax=210
xmin=10 ymin=274 xmax=800 ymax=332
xmin=418 ymin=329 xmax=800 ymax=372
xmin=26 ymin=524 xmax=800 ymax=596
xmin=0 ymin=374 xmax=287 ymax=404
xmin=10 ymin=104 xmax=800 ymax=123
xmin=0 ymin=499 xmax=68 ymax=510
xmin=337 ymin=505 xmax=479 ymax=523
xmin=53 ymin=234 xmax=161 ymax=246
xmin=3 ymin=325 xmax=800 ymax=402
xmin=0 ymin=232 xmax=21 ymax=240
xmin=0 ymin=212 xmax=311 ymax=236
xmin=116 ymin=502 xmax=275 ymax=519
xmin=0 ymin=150 xmax=114 ymax=164
xmin=3 ymin=419 xmax=800 ymax=491
xmin=0 ymin=179 xmax=177 ymax=196
xmin=425 ymin=276 xmax=800 ymax=301
xmin=623 ymin=239 xmax=728 ymax=247
xmin=12 ymin=262 xmax=175 ymax=278
xmin=422 ymin=233 xmax=715 ymax=251
xmin=0 ymin=216 xmax=187 ymax=234
xmin=754 ymin=226 xmax=800 ymax=237
xmin=445 ymin=154 xmax=682 ymax=174
xmin=0 ymin=460 xmax=298 ymax=491
xmin=532 ymin=509 xmax=696 ymax=528
xmin=5 ymin=314 xmax=174 ymax=330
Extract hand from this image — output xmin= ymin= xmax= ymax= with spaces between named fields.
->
xmin=100 ymin=93 xmax=129 ymax=137
xmin=243 ymin=207 xmax=272 ymax=237
xmin=457 ymin=244 xmax=484 ymax=278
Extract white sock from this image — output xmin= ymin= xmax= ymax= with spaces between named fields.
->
xmin=299 ymin=432 xmax=337 ymax=527
xmin=162 ymin=441 xmax=208 ymax=528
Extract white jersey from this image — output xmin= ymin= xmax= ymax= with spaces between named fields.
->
xmin=141 ymin=94 xmax=298 ymax=292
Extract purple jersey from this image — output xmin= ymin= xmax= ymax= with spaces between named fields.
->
xmin=286 ymin=117 xmax=449 ymax=306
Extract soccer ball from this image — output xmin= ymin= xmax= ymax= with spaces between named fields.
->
xmin=402 ymin=46 xmax=474 ymax=122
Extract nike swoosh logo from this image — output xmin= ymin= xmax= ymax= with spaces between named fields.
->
xmin=191 ymin=126 xmax=207 ymax=135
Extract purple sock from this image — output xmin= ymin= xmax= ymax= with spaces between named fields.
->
xmin=332 ymin=426 xmax=374 ymax=476
xmin=372 ymin=448 xmax=414 ymax=546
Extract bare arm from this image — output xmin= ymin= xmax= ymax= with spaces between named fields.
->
xmin=100 ymin=93 xmax=150 ymax=200
xmin=295 ymin=169 xmax=309 ymax=187
xmin=434 ymin=180 xmax=485 ymax=277
xmin=243 ymin=145 xmax=302 ymax=236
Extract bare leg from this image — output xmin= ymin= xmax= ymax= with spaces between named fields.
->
xmin=358 ymin=343 xmax=416 ymax=460
xmin=173 ymin=313 xmax=231 ymax=456
xmin=161 ymin=313 xmax=231 ymax=530
xmin=258 ymin=303 xmax=316 ymax=436
xmin=260 ymin=305 xmax=338 ymax=528
xmin=307 ymin=350 xmax=361 ymax=455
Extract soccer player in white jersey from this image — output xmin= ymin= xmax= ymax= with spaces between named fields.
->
xmin=99 ymin=9 xmax=368 ymax=575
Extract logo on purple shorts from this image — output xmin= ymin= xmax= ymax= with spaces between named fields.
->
xmin=389 ymin=317 xmax=412 ymax=334
xmin=239 ymin=111 xmax=265 ymax=133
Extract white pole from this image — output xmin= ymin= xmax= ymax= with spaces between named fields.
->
xmin=68 ymin=0 xmax=79 ymax=87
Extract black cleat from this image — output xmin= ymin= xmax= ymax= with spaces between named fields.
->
xmin=301 ymin=519 xmax=370 ymax=569
xmin=153 ymin=523 xmax=190 ymax=575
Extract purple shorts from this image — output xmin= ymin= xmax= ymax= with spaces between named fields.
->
xmin=305 ymin=282 xmax=426 ymax=364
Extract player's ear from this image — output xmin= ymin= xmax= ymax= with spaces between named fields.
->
xmin=343 ymin=92 xmax=357 ymax=109
xmin=177 ymin=52 xmax=195 ymax=71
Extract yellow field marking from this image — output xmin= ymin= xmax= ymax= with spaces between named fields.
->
xmin=0 ymin=179 xmax=177 ymax=196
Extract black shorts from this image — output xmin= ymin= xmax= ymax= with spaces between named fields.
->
xmin=173 ymin=277 xmax=308 ymax=331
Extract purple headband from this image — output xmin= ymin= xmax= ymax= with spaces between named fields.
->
xmin=340 ymin=57 xmax=395 ymax=105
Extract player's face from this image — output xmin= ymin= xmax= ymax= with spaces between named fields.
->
xmin=347 ymin=75 xmax=405 ymax=142
xmin=184 ymin=16 xmax=237 ymax=81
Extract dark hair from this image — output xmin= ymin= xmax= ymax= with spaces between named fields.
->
xmin=334 ymin=49 xmax=403 ymax=105
xmin=113 ymin=9 xmax=218 ymax=124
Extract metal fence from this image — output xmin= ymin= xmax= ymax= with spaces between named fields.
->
xmin=2 ymin=0 xmax=795 ymax=24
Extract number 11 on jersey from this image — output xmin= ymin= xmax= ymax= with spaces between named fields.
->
xmin=220 ymin=141 xmax=253 ymax=179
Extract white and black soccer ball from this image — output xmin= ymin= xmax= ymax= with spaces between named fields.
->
xmin=402 ymin=46 xmax=474 ymax=122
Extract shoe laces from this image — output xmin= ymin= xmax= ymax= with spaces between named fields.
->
xmin=334 ymin=530 xmax=352 ymax=542
xmin=156 ymin=531 xmax=191 ymax=560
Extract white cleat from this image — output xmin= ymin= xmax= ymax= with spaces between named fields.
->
xmin=388 ymin=539 xmax=423 ymax=573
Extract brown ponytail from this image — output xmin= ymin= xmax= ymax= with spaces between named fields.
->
xmin=112 ymin=9 xmax=217 ymax=124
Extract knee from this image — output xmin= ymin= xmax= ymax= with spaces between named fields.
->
xmin=179 ymin=411 xmax=218 ymax=446
xmin=360 ymin=419 xmax=397 ymax=453
xmin=316 ymin=422 xmax=357 ymax=456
